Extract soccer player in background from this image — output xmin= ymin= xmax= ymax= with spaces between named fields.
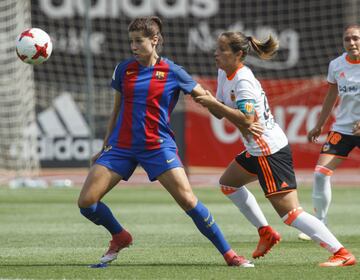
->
xmin=298 ymin=24 xmax=360 ymax=241
xmin=194 ymin=31 xmax=356 ymax=267
xmin=77 ymin=16 xmax=258 ymax=267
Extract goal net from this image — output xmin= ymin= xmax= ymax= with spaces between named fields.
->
xmin=0 ymin=0 xmax=358 ymax=178
xmin=0 ymin=0 xmax=39 ymax=180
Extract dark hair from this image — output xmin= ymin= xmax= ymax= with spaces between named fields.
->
xmin=221 ymin=31 xmax=278 ymax=60
xmin=128 ymin=16 xmax=164 ymax=52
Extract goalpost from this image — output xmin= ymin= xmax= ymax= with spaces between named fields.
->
xmin=0 ymin=0 xmax=39 ymax=180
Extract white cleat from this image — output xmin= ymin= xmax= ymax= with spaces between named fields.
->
xmin=240 ymin=261 xmax=255 ymax=268
xmin=298 ymin=232 xmax=311 ymax=241
xmin=227 ymin=255 xmax=255 ymax=268
xmin=100 ymin=230 xmax=133 ymax=264
xmin=100 ymin=252 xmax=119 ymax=264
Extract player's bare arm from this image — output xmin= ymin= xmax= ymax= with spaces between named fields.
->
xmin=190 ymin=84 xmax=223 ymax=119
xmin=307 ymin=84 xmax=338 ymax=142
xmin=195 ymin=90 xmax=263 ymax=137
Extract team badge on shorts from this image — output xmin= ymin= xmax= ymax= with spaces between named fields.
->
xmin=322 ymin=143 xmax=330 ymax=152
xmin=103 ymin=145 xmax=112 ymax=152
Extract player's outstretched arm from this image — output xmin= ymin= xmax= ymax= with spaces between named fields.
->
xmin=194 ymin=90 xmax=263 ymax=138
xmin=190 ymin=84 xmax=223 ymax=119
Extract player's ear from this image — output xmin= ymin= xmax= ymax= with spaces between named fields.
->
xmin=236 ymin=50 xmax=243 ymax=60
xmin=151 ymin=35 xmax=159 ymax=46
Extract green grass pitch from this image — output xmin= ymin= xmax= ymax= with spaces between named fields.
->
xmin=0 ymin=185 xmax=359 ymax=279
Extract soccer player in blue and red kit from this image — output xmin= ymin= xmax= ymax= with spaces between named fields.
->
xmin=77 ymin=16 xmax=260 ymax=267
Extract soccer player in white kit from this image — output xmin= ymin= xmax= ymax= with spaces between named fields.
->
xmin=195 ymin=31 xmax=356 ymax=267
xmin=298 ymin=24 xmax=360 ymax=241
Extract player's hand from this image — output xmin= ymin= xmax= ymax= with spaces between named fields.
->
xmin=239 ymin=122 xmax=263 ymax=140
xmin=194 ymin=90 xmax=218 ymax=109
xmin=352 ymin=121 xmax=360 ymax=136
xmin=307 ymin=126 xmax=322 ymax=143
xmin=247 ymin=122 xmax=264 ymax=138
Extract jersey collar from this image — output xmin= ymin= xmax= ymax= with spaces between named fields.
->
xmin=227 ymin=64 xmax=244 ymax=80
xmin=345 ymin=54 xmax=360 ymax=64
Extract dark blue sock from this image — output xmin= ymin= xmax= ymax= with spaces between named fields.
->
xmin=80 ymin=201 xmax=123 ymax=235
xmin=186 ymin=200 xmax=231 ymax=254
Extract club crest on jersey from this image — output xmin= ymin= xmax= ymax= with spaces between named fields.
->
xmin=230 ymin=90 xmax=235 ymax=101
xmin=339 ymin=71 xmax=345 ymax=78
xmin=155 ymin=71 xmax=165 ymax=80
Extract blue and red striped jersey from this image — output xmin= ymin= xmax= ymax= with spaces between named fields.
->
xmin=109 ymin=57 xmax=196 ymax=150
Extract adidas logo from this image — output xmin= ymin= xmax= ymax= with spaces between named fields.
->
xmin=37 ymin=92 xmax=90 ymax=138
xmin=12 ymin=93 xmax=102 ymax=162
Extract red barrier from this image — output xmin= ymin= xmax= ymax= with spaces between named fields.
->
xmin=186 ymin=78 xmax=360 ymax=168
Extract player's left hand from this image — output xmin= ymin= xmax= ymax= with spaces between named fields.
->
xmin=352 ymin=120 xmax=360 ymax=136
xmin=247 ymin=122 xmax=264 ymax=137
xmin=238 ymin=122 xmax=263 ymax=139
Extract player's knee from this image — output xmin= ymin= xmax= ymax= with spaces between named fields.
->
xmin=177 ymin=191 xmax=197 ymax=211
xmin=219 ymin=175 xmax=228 ymax=186
xmin=219 ymin=184 xmax=238 ymax=196
xmin=219 ymin=175 xmax=237 ymax=195
xmin=77 ymin=194 xmax=97 ymax=208
xmin=77 ymin=197 xmax=87 ymax=208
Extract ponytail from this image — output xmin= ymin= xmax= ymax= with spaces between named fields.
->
xmin=221 ymin=32 xmax=278 ymax=61
xmin=247 ymin=35 xmax=278 ymax=60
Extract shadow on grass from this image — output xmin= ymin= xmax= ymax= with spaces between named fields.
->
xmin=0 ymin=262 xmax=227 ymax=267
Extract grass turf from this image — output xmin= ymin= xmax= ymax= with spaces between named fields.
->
xmin=0 ymin=185 xmax=359 ymax=279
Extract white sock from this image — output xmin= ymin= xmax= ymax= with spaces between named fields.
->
xmin=221 ymin=185 xmax=268 ymax=229
xmin=282 ymin=207 xmax=342 ymax=253
xmin=312 ymin=166 xmax=333 ymax=224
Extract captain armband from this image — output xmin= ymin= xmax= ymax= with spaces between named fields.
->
xmin=236 ymin=99 xmax=256 ymax=115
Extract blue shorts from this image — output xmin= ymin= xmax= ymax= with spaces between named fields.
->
xmin=95 ymin=145 xmax=183 ymax=181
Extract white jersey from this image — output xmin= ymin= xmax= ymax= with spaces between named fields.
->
xmin=216 ymin=65 xmax=288 ymax=156
xmin=327 ymin=53 xmax=360 ymax=135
